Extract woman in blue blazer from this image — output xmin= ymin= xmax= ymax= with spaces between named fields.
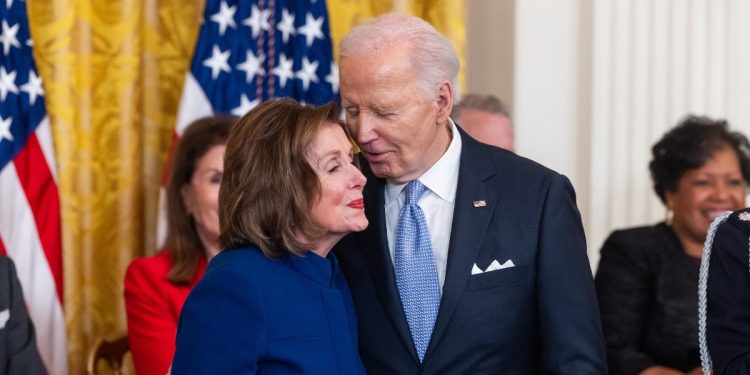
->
xmin=171 ymin=99 xmax=368 ymax=375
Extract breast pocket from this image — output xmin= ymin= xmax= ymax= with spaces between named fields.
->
xmin=468 ymin=265 xmax=528 ymax=291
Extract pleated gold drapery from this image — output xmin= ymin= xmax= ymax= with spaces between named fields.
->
xmin=29 ymin=0 xmax=205 ymax=372
xmin=27 ymin=0 xmax=463 ymax=373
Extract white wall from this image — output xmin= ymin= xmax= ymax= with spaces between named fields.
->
xmin=467 ymin=0 xmax=750 ymax=270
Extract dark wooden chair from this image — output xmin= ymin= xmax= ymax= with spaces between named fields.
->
xmin=86 ymin=334 xmax=130 ymax=375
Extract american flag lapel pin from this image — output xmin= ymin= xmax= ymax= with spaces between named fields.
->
xmin=473 ymin=200 xmax=486 ymax=208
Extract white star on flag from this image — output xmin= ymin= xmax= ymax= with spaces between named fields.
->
xmin=20 ymin=70 xmax=44 ymax=105
xmin=231 ymin=94 xmax=259 ymax=116
xmin=0 ymin=67 xmax=18 ymax=101
xmin=298 ymin=13 xmax=324 ymax=47
xmin=0 ymin=115 xmax=12 ymax=142
xmin=243 ymin=5 xmax=271 ymax=38
xmin=296 ymin=57 xmax=319 ymax=91
xmin=210 ymin=1 xmax=237 ymax=36
xmin=0 ymin=21 xmax=20 ymax=55
xmin=277 ymin=9 xmax=296 ymax=44
xmin=237 ymin=50 xmax=264 ymax=83
xmin=203 ymin=45 xmax=231 ymax=79
xmin=325 ymin=62 xmax=338 ymax=93
xmin=272 ymin=53 xmax=294 ymax=88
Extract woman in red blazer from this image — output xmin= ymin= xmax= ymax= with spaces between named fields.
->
xmin=124 ymin=116 xmax=233 ymax=375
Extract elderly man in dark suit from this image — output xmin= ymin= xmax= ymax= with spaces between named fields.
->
xmin=333 ymin=13 xmax=607 ymax=374
xmin=0 ymin=255 xmax=45 ymax=374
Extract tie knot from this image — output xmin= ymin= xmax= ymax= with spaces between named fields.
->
xmin=404 ymin=180 xmax=427 ymax=205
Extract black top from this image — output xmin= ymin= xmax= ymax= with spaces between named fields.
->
xmin=595 ymin=222 xmax=701 ymax=374
xmin=707 ymin=208 xmax=750 ymax=374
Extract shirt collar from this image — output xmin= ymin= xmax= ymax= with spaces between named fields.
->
xmin=384 ymin=119 xmax=462 ymax=204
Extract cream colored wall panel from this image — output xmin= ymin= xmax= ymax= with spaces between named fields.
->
xmin=468 ymin=0 xmax=750 ymax=270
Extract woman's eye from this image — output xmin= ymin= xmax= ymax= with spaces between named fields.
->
xmin=728 ymin=178 xmax=745 ymax=187
xmin=328 ymin=164 xmax=341 ymax=173
xmin=210 ymin=174 xmax=222 ymax=184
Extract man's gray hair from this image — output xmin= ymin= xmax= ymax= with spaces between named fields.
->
xmin=340 ymin=13 xmax=460 ymax=101
xmin=451 ymin=94 xmax=512 ymax=120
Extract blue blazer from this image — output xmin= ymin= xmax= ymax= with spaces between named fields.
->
xmin=172 ymin=247 xmax=366 ymax=375
xmin=334 ymin=128 xmax=607 ymax=374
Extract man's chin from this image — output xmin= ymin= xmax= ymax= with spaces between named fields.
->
xmin=366 ymin=161 xmax=411 ymax=183
xmin=367 ymin=163 xmax=393 ymax=179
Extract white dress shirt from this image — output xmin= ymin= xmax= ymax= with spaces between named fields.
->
xmin=384 ymin=120 xmax=462 ymax=290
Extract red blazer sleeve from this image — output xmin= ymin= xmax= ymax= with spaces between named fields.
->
xmin=124 ymin=255 xmax=180 ymax=375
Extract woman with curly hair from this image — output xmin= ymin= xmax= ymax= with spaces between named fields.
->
xmin=595 ymin=116 xmax=750 ymax=375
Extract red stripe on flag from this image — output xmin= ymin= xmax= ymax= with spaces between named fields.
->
xmin=12 ymin=133 xmax=64 ymax=304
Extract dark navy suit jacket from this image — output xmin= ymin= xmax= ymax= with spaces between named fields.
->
xmin=172 ymin=247 xmax=366 ymax=375
xmin=334 ymin=128 xmax=607 ymax=374
xmin=707 ymin=208 xmax=750 ymax=374
xmin=0 ymin=255 xmax=45 ymax=375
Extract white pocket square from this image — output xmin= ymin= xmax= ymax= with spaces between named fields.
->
xmin=471 ymin=259 xmax=515 ymax=275
xmin=0 ymin=309 xmax=9 ymax=329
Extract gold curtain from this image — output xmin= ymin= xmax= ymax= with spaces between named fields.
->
xmin=28 ymin=0 xmax=463 ymax=373
xmin=28 ymin=0 xmax=205 ymax=373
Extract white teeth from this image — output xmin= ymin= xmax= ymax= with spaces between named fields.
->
xmin=706 ymin=210 xmax=729 ymax=220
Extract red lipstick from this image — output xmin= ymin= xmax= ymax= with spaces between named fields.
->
xmin=347 ymin=198 xmax=365 ymax=209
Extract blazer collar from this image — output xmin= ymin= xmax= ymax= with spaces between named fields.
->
xmin=357 ymin=130 xmax=500 ymax=364
xmin=424 ymin=128 xmax=499 ymax=362
xmin=357 ymin=160 xmax=420 ymax=362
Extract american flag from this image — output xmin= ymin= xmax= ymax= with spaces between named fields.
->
xmin=0 ymin=1 xmax=67 ymax=374
xmin=159 ymin=0 xmax=338 ymax=243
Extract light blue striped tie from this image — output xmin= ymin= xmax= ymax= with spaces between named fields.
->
xmin=394 ymin=180 xmax=441 ymax=362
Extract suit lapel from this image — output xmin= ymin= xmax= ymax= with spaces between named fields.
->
xmin=424 ymin=130 xmax=499 ymax=361
xmin=357 ymin=163 xmax=419 ymax=362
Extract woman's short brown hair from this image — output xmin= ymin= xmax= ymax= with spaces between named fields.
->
xmin=219 ymin=98 xmax=347 ymax=258
xmin=165 ymin=116 xmax=234 ymax=284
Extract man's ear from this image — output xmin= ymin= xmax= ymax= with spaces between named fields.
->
xmin=436 ymin=80 xmax=454 ymax=124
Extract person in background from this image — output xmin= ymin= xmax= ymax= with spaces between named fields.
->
xmin=703 ymin=207 xmax=750 ymax=374
xmin=595 ymin=116 xmax=750 ymax=375
xmin=451 ymin=93 xmax=514 ymax=151
xmin=334 ymin=13 xmax=606 ymax=374
xmin=172 ymin=99 xmax=368 ymax=374
xmin=124 ymin=116 xmax=233 ymax=375
xmin=0 ymin=255 xmax=45 ymax=375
